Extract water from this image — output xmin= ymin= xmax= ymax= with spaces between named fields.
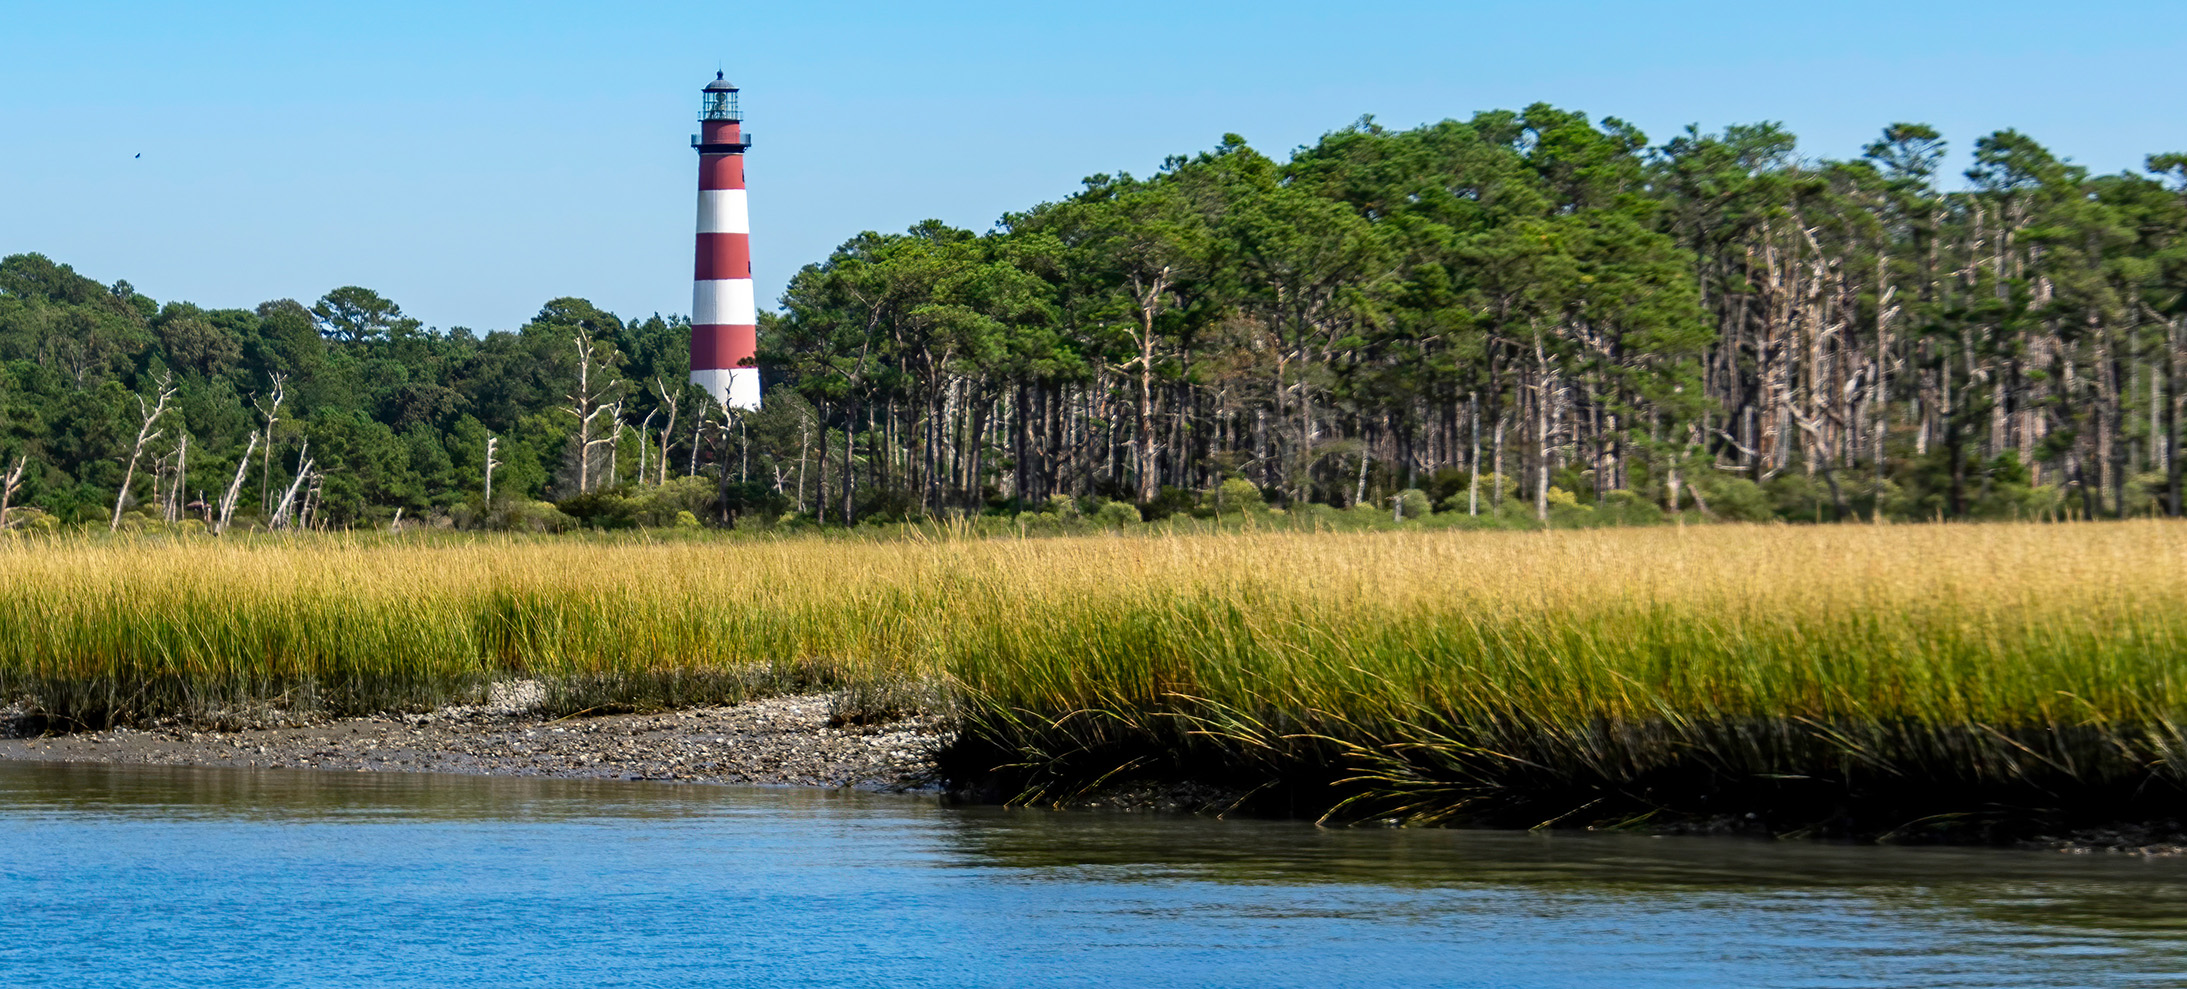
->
xmin=3 ymin=763 xmax=2186 ymax=988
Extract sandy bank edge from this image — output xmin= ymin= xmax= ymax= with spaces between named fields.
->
xmin=0 ymin=691 xmax=945 ymax=791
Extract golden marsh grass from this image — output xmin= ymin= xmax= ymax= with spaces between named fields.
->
xmin=3 ymin=523 xmax=2184 ymax=827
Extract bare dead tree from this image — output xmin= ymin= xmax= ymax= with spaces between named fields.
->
xmin=270 ymin=440 xmax=311 ymax=529
xmin=483 ymin=434 xmax=501 ymax=508
xmin=688 ymin=398 xmax=710 ymax=477
xmin=148 ymin=450 xmax=173 ymax=522
xmin=607 ymin=403 xmax=627 ymax=488
xmin=653 ymin=378 xmax=680 ymax=484
xmin=300 ymin=469 xmax=325 ymax=529
xmin=636 ymin=407 xmax=657 ymax=486
xmin=564 ymin=334 xmax=624 ymax=494
xmin=1468 ymin=391 xmax=1480 ymax=516
xmin=0 ymin=455 xmax=27 ymax=529
xmin=166 ymin=432 xmax=189 ymax=522
xmin=215 ymin=432 xmax=259 ymax=534
xmin=711 ymin=401 xmax=738 ymax=523
xmin=112 ymin=373 xmax=178 ymax=530
xmin=795 ymin=407 xmax=811 ymax=513
xmin=254 ymin=374 xmax=287 ymax=515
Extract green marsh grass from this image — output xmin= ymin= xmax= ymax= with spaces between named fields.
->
xmin=3 ymin=524 xmax=2184 ymax=830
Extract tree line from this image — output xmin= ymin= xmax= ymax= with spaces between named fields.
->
xmin=5 ymin=103 xmax=2185 ymax=530
xmin=0 ymin=266 xmax=732 ymax=530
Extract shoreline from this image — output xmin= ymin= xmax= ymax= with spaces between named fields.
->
xmin=9 ymin=694 xmax=2187 ymax=857
xmin=0 ymin=692 xmax=944 ymax=792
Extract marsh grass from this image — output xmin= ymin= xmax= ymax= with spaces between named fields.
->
xmin=3 ymin=524 xmax=2184 ymax=832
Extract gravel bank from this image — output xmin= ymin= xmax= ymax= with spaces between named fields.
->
xmin=9 ymin=691 xmax=2184 ymax=854
xmin=0 ymin=690 xmax=944 ymax=790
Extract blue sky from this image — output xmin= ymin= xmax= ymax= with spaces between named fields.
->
xmin=4 ymin=1 xmax=2184 ymax=331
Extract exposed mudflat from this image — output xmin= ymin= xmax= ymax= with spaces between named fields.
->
xmin=9 ymin=690 xmax=2187 ymax=855
xmin=0 ymin=691 xmax=944 ymax=791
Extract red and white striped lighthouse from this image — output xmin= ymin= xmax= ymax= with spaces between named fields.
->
xmin=690 ymin=72 xmax=759 ymax=410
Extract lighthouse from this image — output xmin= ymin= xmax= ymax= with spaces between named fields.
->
xmin=690 ymin=72 xmax=759 ymax=410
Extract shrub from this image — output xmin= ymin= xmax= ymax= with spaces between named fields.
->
xmin=1438 ymin=473 xmax=1512 ymax=512
xmin=853 ymin=486 xmax=921 ymax=523
xmin=1548 ymin=501 xmax=1597 ymax=527
xmin=3 ymin=507 xmax=59 ymax=533
xmin=1764 ymin=473 xmax=1833 ymax=520
xmin=1140 ymin=486 xmax=1198 ymax=521
xmin=1597 ymin=489 xmax=1664 ymax=526
xmin=502 ymin=500 xmax=577 ymax=533
xmin=555 ymin=489 xmax=634 ymax=528
xmin=1092 ymin=501 xmax=1142 ymax=528
xmin=1420 ymin=467 xmax=1472 ymax=507
xmin=1696 ymin=475 xmax=1773 ymax=522
xmin=1208 ymin=478 xmax=1264 ymax=514
xmin=631 ymin=477 xmax=718 ymax=526
xmin=1014 ymin=511 xmax=1066 ymax=535
xmin=1344 ymin=504 xmax=1388 ymax=527
xmin=1393 ymin=488 xmax=1432 ymax=521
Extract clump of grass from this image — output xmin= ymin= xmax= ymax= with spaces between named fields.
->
xmin=0 ymin=534 xmax=946 ymax=726
xmin=926 ymin=523 xmax=2187 ymax=832
xmin=4 ymin=524 xmax=2186 ymax=835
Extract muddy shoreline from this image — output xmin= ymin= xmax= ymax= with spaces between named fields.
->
xmin=0 ymin=691 xmax=944 ymax=791
xmin=8 ymin=693 xmax=2186 ymax=856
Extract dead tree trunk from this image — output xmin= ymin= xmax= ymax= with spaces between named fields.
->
xmin=1468 ymin=392 xmax=1481 ymax=516
xmin=483 ymin=435 xmax=501 ymax=509
xmin=167 ymin=432 xmax=189 ymax=522
xmin=270 ymin=441 xmax=311 ymax=529
xmin=255 ymin=374 xmax=287 ymax=516
xmin=0 ymin=456 xmax=26 ymax=529
xmin=2170 ymin=316 xmax=2183 ymax=517
xmin=216 ymin=432 xmax=259 ymax=534
xmin=112 ymin=374 xmax=177 ymax=531
xmin=565 ymin=334 xmax=624 ymax=495
xmin=606 ymin=406 xmax=626 ymax=489
xmin=654 ymin=379 xmax=681 ymax=485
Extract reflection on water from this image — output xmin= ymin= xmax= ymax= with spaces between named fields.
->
xmin=3 ymin=762 xmax=2186 ymax=988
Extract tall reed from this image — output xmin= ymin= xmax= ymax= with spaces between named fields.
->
xmin=3 ymin=525 xmax=2183 ymax=830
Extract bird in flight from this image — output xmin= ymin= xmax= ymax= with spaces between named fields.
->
xmin=133 ymin=153 xmax=141 ymax=158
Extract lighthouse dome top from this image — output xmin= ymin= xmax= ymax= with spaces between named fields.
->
xmin=699 ymin=71 xmax=741 ymax=122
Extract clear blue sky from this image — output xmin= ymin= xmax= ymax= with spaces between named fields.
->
xmin=5 ymin=1 xmax=2184 ymax=332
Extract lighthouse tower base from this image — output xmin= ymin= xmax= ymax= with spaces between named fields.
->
xmin=693 ymin=367 xmax=760 ymax=411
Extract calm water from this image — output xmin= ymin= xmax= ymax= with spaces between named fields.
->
xmin=3 ymin=763 xmax=2187 ymax=987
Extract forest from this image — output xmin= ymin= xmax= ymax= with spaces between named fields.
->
xmin=5 ymin=103 xmax=2186 ymax=531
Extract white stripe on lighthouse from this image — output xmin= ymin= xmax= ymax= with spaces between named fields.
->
xmin=691 ymin=279 xmax=756 ymax=326
xmin=727 ymin=367 xmax=761 ymax=410
xmin=697 ymin=190 xmax=749 ymax=234
xmin=689 ymin=368 xmax=761 ymax=409
xmin=691 ymin=367 xmax=733 ymax=398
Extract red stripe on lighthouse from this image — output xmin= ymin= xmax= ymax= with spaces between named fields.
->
xmin=691 ymin=325 xmax=758 ymax=370
xmin=693 ymin=233 xmax=751 ymax=280
xmin=698 ymin=154 xmax=745 ymax=191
